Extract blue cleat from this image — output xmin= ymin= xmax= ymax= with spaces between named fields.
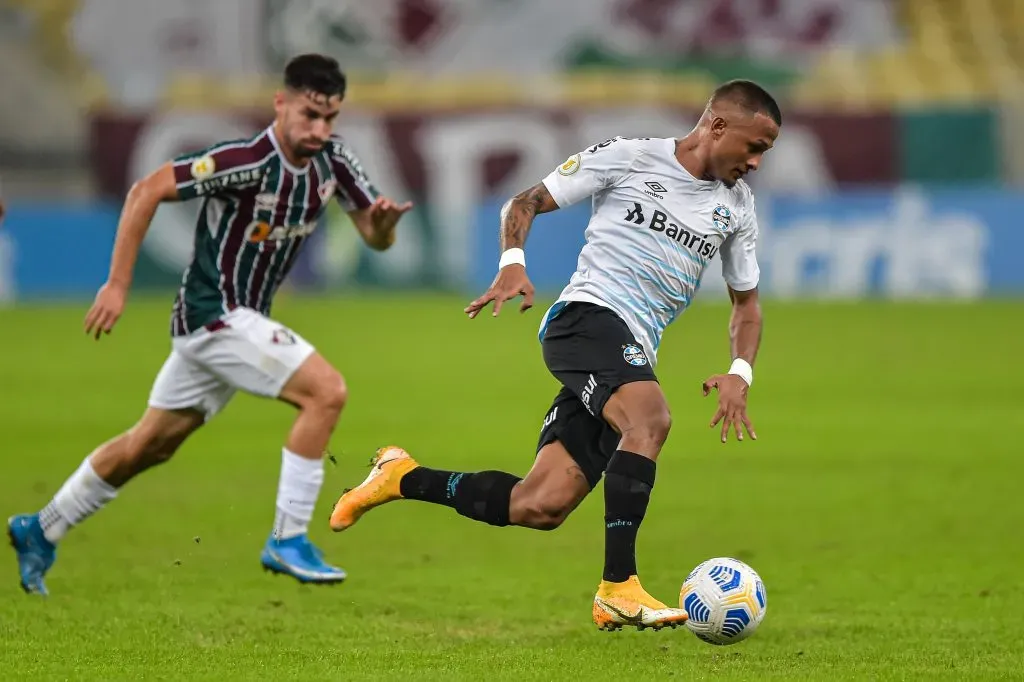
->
xmin=260 ymin=534 xmax=346 ymax=585
xmin=7 ymin=514 xmax=56 ymax=596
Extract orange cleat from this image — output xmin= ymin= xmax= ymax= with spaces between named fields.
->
xmin=592 ymin=575 xmax=689 ymax=631
xmin=329 ymin=446 xmax=418 ymax=532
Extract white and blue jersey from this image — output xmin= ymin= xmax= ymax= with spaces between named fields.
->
xmin=538 ymin=136 xmax=761 ymax=366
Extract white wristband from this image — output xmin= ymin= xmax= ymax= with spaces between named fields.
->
xmin=498 ymin=247 xmax=526 ymax=270
xmin=728 ymin=358 xmax=753 ymax=387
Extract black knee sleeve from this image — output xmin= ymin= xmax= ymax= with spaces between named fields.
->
xmin=453 ymin=471 xmax=521 ymax=527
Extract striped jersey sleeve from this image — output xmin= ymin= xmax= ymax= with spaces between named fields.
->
xmin=172 ymin=137 xmax=269 ymax=201
xmin=328 ymin=136 xmax=378 ymax=210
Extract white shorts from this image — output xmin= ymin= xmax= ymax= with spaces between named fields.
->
xmin=148 ymin=307 xmax=316 ymax=419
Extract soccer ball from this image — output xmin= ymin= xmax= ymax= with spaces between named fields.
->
xmin=679 ymin=557 xmax=767 ymax=645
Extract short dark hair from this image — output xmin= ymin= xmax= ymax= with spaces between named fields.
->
xmin=284 ymin=54 xmax=347 ymax=99
xmin=710 ymin=79 xmax=782 ymax=126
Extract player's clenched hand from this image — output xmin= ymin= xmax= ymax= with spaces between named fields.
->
xmin=464 ymin=264 xmax=535 ymax=319
xmin=84 ymin=281 xmax=127 ymax=340
xmin=702 ymin=374 xmax=757 ymax=443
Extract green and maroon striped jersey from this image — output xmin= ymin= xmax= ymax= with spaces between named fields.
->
xmin=167 ymin=125 xmax=377 ymax=336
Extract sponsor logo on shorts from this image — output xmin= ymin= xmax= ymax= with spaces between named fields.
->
xmin=622 ymin=344 xmax=648 ymax=366
xmin=580 ymin=374 xmax=598 ymax=415
xmin=542 ymin=406 xmax=558 ymax=429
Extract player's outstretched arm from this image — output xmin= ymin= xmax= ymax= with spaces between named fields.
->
xmin=497 ymin=182 xmax=559 ymax=253
xmin=727 ymin=285 xmax=762 ymax=368
xmin=347 ymin=196 xmax=414 ymax=251
xmin=465 ymin=182 xmax=558 ymax=319
xmin=702 ymin=286 xmax=762 ymax=443
xmin=84 ymin=162 xmax=178 ymax=340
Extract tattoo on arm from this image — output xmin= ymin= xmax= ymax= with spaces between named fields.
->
xmin=499 ymin=182 xmax=558 ymax=251
xmin=566 ymin=465 xmax=588 ymax=486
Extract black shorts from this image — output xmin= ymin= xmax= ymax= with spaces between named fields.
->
xmin=536 ymin=302 xmax=658 ymax=487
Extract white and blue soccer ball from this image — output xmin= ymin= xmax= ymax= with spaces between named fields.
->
xmin=679 ymin=557 xmax=767 ymax=645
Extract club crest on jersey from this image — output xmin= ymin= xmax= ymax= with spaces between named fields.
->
xmin=557 ymin=153 xmax=582 ymax=176
xmin=318 ymin=179 xmax=337 ymax=201
xmin=622 ymin=344 xmax=648 ymax=366
xmin=712 ymin=204 xmax=732 ymax=231
xmin=190 ymin=155 xmax=216 ymax=180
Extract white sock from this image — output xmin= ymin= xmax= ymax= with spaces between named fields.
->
xmin=38 ymin=457 xmax=118 ymax=544
xmin=273 ymin=448 xmax=324 ymax=540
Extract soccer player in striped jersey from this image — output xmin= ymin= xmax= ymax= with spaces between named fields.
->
xmin=8 ymin=54 xmax=412 ymax=594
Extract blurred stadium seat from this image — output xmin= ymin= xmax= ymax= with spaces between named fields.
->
xmin=3 ymin=0 xmax=1023 ymax=111
xmin=1 ymin=0 xmax=1023 ymax=298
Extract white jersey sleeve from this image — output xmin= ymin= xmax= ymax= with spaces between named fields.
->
xmin=720 ymin=187 xmax=761 ymax=292
xmin=541 ymin=137 xmax=642 ymax=208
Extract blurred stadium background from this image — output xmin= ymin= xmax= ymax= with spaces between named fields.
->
xmin=2 ymin=2 xmax=1023 ymax=679
xmin=2 ymin=0 xmax=1024 ymax=301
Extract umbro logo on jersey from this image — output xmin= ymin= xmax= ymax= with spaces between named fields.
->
xmin=644 ymin=181 xmax=667 ymax=199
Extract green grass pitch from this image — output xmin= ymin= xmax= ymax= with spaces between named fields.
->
xmin=1 ymin=293 xmax=1022 ymax=680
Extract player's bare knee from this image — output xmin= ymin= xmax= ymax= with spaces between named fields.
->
xmin=606 ymin=387 xmax=672 ymax=452
xmin=282 ymin=353 xmax=347 ymax=416
xmin=312 ymin=370 xmax=347 ymax=415
xmin=538 ymin=509 xmax=570 ymax=531
xmin=523 ymin=506 xmax=567 ymax=531
xmin=643 ymin=407 xmax=672 ymax=448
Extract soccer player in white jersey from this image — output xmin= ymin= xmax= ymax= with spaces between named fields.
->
xmin=8 ymin=54 xmax=413 ymax=595
xmin=329 ymin=80 xmax=780 ymax=630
